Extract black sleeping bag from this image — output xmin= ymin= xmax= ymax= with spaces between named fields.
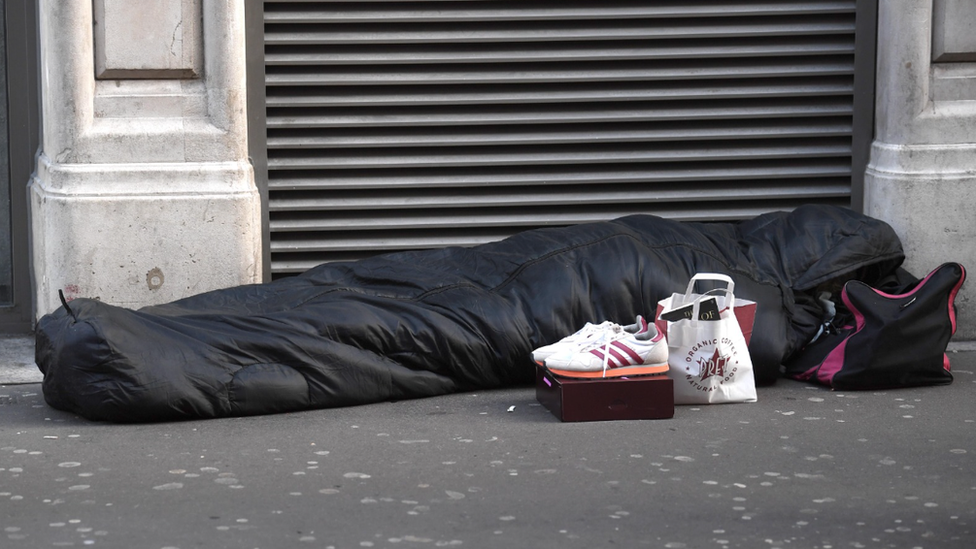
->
xmin=35 ymin=205 xmax=906 ymax=422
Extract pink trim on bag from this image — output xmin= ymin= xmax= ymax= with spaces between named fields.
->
xmin=794 ymin=363 xmax=819 ymax=381
xmin=868 ymin=267 xmax=941 ymax=300
xmin=816 ymin=288 xmax=867 ymax=386
xmin=867 ymin=264 xmax=964 ymax=308
xmin=944 ymin=353 xmax=951 ymax=373
xmin=947 ymin=265 xmax=966 ymax=335
xmin=817 ymin=340 xmax=851 ymax=386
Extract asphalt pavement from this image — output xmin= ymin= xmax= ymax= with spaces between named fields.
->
xmin=1 ymin=336 xmax=975 ymax=549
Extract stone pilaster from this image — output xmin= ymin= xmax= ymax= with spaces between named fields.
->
xmin=30 ymin=0 xmax=262 ymax=315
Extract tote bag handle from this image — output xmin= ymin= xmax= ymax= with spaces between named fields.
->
xmin=687 ymin=288 xmax=735 ymax=320
xmin=684 ymin=273 xmax=736 ymax=311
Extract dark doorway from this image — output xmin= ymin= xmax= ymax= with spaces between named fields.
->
xmin=0 ymin=0 xmax=39 ymax=333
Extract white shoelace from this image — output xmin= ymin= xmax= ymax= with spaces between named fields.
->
xmin=598 ymin=323 xmax=651 ymax=377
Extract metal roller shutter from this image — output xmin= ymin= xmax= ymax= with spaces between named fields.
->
xmin=261 ymin=0 xmax=868 ymax=277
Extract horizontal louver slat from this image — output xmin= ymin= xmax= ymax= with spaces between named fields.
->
xmin=266 ymin=98 xmax=853 ymax=128
xmin=268 ymin=160 xmax=853 ymax=190
xmin=269 ymin=197 xmax=851 ymax=232
xmin=267 ymin=139 xmax=852 ymax=170
xmin=262 ymin=0 xmax=860 ymax=276
xmin=266 ymin=38 xmax=854 ymax=66
xmin=265 ymin=19 xmax=854 ymax=46
xmin=266 ymin=78 xmax=854 ymax=108
xmin=264 ymin=2 xmax=855 ymax=23
xmin=270 ymin=179 xmax=851 ymax=214
xmin=266 ymin=64 xmax=852 ymax=87
xmin=267 ymin=119 xmax=853 ymax=149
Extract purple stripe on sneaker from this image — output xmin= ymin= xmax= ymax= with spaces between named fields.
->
xmin=589 ymin=347 xmax=625 ymax=368
xmin=611 ymin=341 xmax=642 ymax=365
xmin=607 ymin=347 xmax=629 ymax=368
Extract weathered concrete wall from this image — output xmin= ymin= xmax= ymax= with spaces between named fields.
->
xmin=30 ymin=0 xmax=261 ymax=316
xmin=864 ymin=0 xmax=976 ymax=341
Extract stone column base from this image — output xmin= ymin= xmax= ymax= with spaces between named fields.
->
xmin=30 ymin=154 xmax=262 ymax=316
xmin=864 ymin=142 xmax=975 ymax=340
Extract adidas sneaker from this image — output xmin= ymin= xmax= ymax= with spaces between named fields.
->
xmin=543 ymin=321 xmax=668 ymax=379
xmin=531 ymin=316 xmax=645 ymax=366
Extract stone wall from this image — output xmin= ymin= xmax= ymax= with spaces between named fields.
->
xmin=864 ymin=0 xmax=976 ymax=341
xmin=30 ymin=0 xmax=262 ymax=316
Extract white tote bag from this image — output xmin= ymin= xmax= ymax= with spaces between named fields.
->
xmin=657 ymin=273 xmax=757 ymax=405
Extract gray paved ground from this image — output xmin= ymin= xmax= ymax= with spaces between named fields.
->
xmin=1 ymin=337 xmax=975 ymax=549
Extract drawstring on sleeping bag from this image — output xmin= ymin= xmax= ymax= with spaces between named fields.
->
xmin=59 ymin=289 xmax=78 ymax=321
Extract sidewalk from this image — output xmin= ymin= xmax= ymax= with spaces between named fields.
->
xmin=0 ymin=335 xmax=40 ymax=384
xmin=1 ymin=336 xmax=975 ymax=548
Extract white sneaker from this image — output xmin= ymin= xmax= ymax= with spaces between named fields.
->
xmin=531 ymin=316 xmax=645 ymax=366
xmin=543 ymin=321 xmax=668 ymax=379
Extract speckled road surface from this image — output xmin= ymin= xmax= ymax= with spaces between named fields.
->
xmin=2 ymin=352 xmax=975 ymax=549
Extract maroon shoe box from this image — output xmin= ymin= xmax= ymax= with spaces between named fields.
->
xmin=535 ymin=365 xmax=674 ymax=422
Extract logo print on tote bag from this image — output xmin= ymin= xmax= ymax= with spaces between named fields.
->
xmin=685 ymin=338 xmax=742 ymax=391
xmin=698 ymin=348 xmax=729 ymax=380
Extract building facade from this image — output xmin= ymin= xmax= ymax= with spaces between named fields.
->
xmin=2 ymin=1 xmax=975 ymax=342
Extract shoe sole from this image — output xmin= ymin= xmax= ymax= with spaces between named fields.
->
xmin=546 ymin=362 xmax=669 ymax=379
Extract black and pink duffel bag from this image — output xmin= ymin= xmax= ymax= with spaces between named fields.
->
xmin=784 ymin=263 xmax=966 ymax=390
